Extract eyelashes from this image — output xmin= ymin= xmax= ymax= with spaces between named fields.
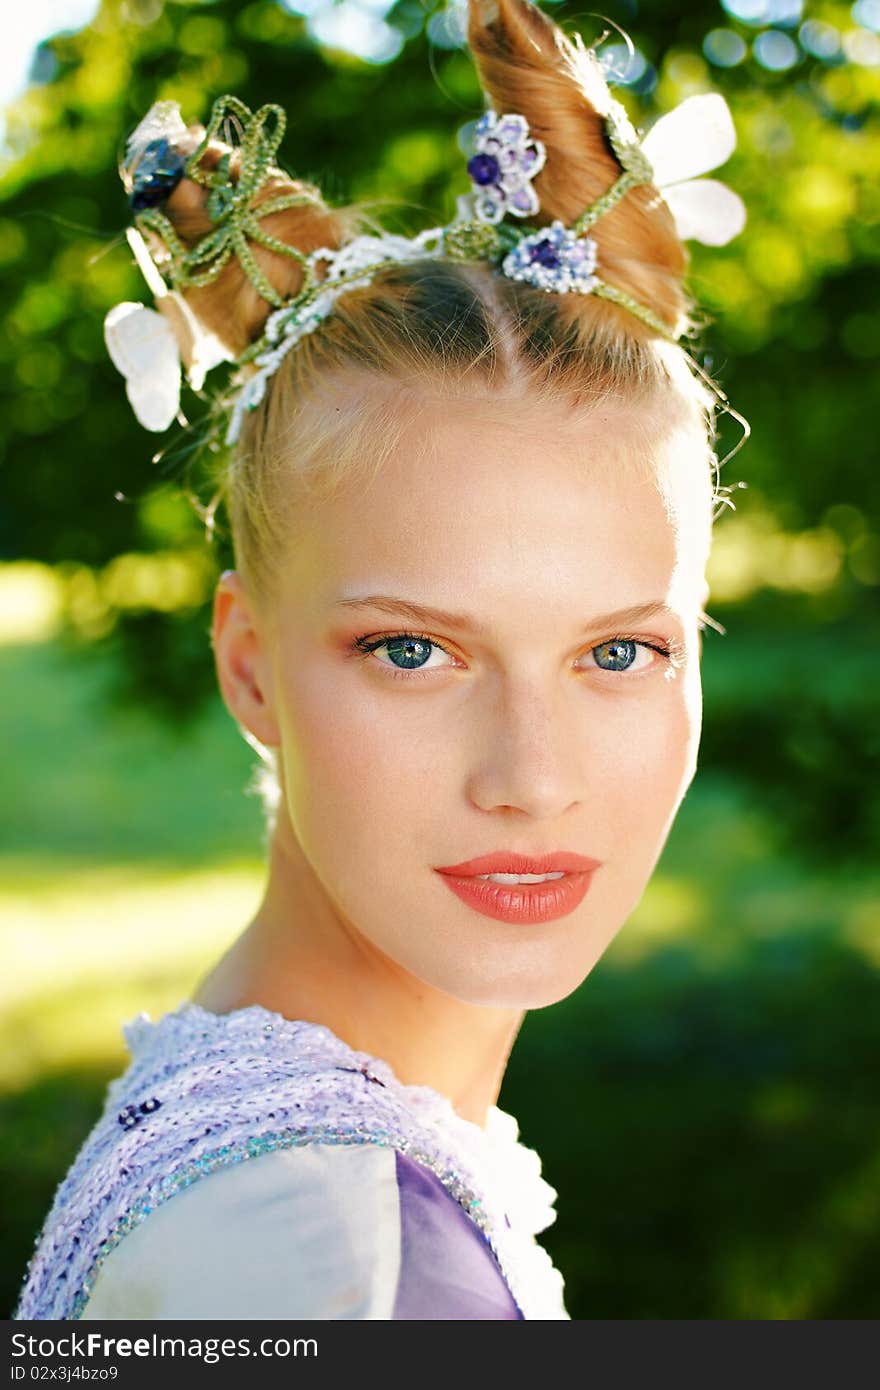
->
xmin=351 ymin=630 xmax=688 ymax=683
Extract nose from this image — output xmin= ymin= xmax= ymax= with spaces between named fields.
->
xmin=464 ymin=675 xmax=584 ymax=821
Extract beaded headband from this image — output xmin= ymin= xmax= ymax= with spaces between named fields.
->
xmin=106 ymin=86 xmax=745 ymax=447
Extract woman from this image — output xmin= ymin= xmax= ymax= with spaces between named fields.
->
xmin=15 ymin=0 xmax=745 ymax=1320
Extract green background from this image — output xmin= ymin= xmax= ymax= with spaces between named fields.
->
xmin=1 ymin=0 xmax=878 ymax=1318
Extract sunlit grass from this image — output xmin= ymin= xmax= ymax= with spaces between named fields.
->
xmin=1 ymin=858 xmax=263 ymax=1012
xmin=0 ymin=858 xmax=265 ymax=1089
xmin=0 ymin=556 xmax=215 ymax=649
xmin=0 ymin=562 xmax=64 ymax=644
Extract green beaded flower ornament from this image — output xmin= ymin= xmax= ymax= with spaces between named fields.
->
xmin=129 ymin=95 xmax=325 ymax=310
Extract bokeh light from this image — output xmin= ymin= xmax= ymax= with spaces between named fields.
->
xmin=281 ymin=0 xmax=334 ymax=15
xmin=721 ymin=0 xmax=770 ymax=25
xmin=427 ymin=0 xmax=469 ymax=50
xmin=766 ymin=0 xmax=805 ymax=26
xmin=721 ymin=0 xmax=804 ymax=22
xmin=843 ymin=27 xmax=880 ymax=64
xmin=852 ymin=0 xmax=880 ymax=32
xmin=704 ymin=28 xmax=749 ymax=66
xmin=799 ymin=18 xmax=843 ymax=60
xmin=754 ymin=29 xmax=801 ymax=69
xmin=597 ymin=40 xmax=649 ymax=86
xmin=306 ymin=1 xmax=404 ymax=63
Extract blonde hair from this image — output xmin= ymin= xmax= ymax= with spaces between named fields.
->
xmin=154 ymin=0 xmax=725 ymax=836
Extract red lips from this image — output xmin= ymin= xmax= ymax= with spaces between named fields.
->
xmin=435 ymin=850 xmax=601 ymax=876
xmin=434 ymin=851 xmax=601 ymax=925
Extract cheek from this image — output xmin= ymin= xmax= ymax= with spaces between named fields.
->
xmin=589 ymin=673 xmax=702 ymax=841
xmin=273 ymin=653 xmax=436 ymax=852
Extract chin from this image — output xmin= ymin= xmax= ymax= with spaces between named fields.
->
xmin=432 ymin=952 xmax=605 ymax=1012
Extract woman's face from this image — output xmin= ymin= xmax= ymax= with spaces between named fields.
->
xmin=227 ymin=384 xmax=713 ymax=1009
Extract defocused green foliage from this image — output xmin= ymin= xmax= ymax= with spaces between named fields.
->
xmin=1 ymin=0 xmax=879 ymax=1318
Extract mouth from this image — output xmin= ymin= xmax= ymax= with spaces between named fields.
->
xmin=433 ymin=867 xmax=597 ymax=922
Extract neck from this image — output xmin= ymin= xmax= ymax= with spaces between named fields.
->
xmin=191 ymin=809 xmax=525 ymax=1130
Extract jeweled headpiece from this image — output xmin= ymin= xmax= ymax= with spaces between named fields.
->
xmin=106 ymin=87 xmax=745 ymax=446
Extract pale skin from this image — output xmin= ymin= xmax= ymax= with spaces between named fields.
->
xmin=196 ymin=380 xmax=714 ymax=1129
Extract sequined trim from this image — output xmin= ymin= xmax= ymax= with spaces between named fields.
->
xmin=69 ymin=1127 xmax=493 ymax=1320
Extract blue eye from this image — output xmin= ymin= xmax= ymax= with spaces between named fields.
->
xmin=592 ymin=639 xmax=639 ymax=672
xmin=353 ymin=631 xmax=453 ymax=678
xmin=381 ymin=635 xmax=434 ymax=670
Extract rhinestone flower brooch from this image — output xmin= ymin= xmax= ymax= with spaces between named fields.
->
xmin=465 ymin=110 xmax=547 ymax=222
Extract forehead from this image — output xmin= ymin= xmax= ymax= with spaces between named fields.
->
xmin=275 ymin=387 xmax=712 ymax=627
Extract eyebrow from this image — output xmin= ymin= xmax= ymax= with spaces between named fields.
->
xmin=333 ymin=594 xmax=684 ymax=635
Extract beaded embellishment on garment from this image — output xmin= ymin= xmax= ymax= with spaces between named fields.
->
xmin=14 ymin=1003 xmax=567 ymax=1320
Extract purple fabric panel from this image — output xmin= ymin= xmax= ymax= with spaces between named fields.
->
xmin=392 ymin=1150 xmax=523 ymax=1320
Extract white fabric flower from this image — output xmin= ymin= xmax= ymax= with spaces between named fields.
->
xmin=106 ymin=228 xmax=228 ymax=432
xmin=639 ymin=93 xmax=746 ymax=246
xmin=104 ymin=301 xmax=181 ymax=433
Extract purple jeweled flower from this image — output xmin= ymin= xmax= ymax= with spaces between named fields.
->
xmin=501 ymin=220 xmax=599 ymax=295
xmin=465 ymin=110 xmax=547 ymax=225
xmin=528 ymin=237 xmax=562 ymax=269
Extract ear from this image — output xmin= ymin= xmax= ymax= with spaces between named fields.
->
xmin=211 ymin=570 xmax=281 ymax=748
